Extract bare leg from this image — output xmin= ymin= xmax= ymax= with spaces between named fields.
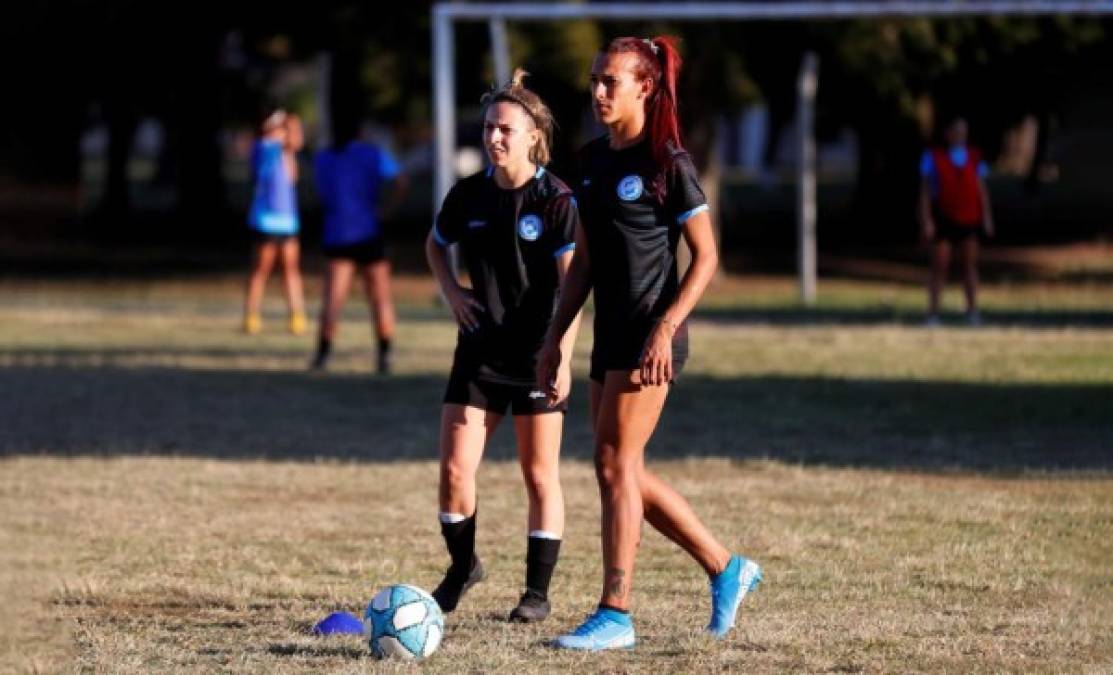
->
xmin=319 ymin=259 xmax=356 ymax=343
xmin=245 ymin=241 xmax=278 ymax=321
xmin=960 ymin=235 xmax=980 ymax=315
xmin=279 ymin=237 xmax=306 ymax=320
xmin=439 ymin=404 xmax=501 ymax=516
xmin=592 ymin=372 xmax=655 ymax=609
xmin=589 ymin=377 xmax=731 ymax=595
xmin=928 ymin=239 xmax=952 ymax=318
xmin=361 ymin=259 xmax=396 ymax=343
xmin=514 ymin=412 xmax=565 ymax=536
xmin=435 ymin=404 xmax=501 ymax=610
xmin=640 ymin=471 xmax=731 ymax=576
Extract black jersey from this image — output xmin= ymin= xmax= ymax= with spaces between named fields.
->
xmin=575 ymin=136 xmax=707 ymax=374
xmin=434 ymin=166 xmax=578 ymax=385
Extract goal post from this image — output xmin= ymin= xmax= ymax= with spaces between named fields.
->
xmin=432 ymin=1 xmax=1113 ymax=305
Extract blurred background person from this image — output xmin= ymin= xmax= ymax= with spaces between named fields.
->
xmin=243 ymin=109 xmax=308 ymax=335
xmin=919 ymin=116 xmax=995 ymax=327
xmin=311 ymin=108 xmax=408 ymax=373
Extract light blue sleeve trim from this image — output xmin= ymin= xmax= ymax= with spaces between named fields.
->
xmin=432 ymin=223 xmax=451 ymax=246
xmin=949 ymin=146 xmax=969 ymax=167
xmin=379 ymin=148 xmax=401 ymax=179
xmin=676 ymin=203 xmax=709 ymax=224
xmin=552 ymin=242 xmax=575 ymax=259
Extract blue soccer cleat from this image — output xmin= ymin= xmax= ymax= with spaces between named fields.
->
xmin=707 ymin=554 xmax=762 ymax=637
xmin=553 ymin=607 xmax=636 ymax=651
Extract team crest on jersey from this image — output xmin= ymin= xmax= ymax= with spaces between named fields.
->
xmin=617 ymin=175 xmax=644 ymax=201
xmin=518 ymin=214 xmax=542 ymax=241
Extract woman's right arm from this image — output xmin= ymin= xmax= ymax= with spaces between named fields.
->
xmin=425 ymin=231 xmax=482 ymax=332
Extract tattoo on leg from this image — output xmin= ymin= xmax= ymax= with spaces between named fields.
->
xmin=606 ymin=567 xmax=626 ymax=598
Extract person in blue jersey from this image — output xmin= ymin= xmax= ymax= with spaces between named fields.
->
xmin=243 ymin=109 xmax=308 ymax=335
xmin=918 ymin=116 xmax=995 ymax=326
xmin=311 ymin=108 xmax=409 ymax=374
xmin=425 ymin=69 xmax=582 ymax=623
xmin=537 ymin=36 xmax=762 ymax=651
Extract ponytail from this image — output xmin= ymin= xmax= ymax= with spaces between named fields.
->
xmin=646 ymin=36 xmax=682 ymax=168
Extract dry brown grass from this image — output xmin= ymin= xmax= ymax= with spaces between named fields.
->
xmin=1 ymin=272 xmax=1111 ymax=673
xmin=3 ymin=458 xmax=1110 ymax=674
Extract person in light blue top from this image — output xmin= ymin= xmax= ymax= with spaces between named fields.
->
xmin=248 ymin=135 xmax=299 ymax=235
xmin=243 ymin=109 xmax=307 ymax=335
xmin=310 ymin=109 xmax=408 ymax=373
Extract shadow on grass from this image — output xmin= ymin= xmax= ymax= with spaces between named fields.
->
xmin=1 ymin=353 xmax=1110 ymax=472
xmin=660 ymin=375 xmax=1112 ymax=471
xmin=695 ymin=306 xmax=1113 ymax=328
xmin=266 ymin=643 xmax=366 ymax=660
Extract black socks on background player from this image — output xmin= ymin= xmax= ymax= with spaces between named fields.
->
xmin=439 ymin=510 xmax=477 ymax=579
xmin=377 ymin=338 xmax=393 ymax=374
xmin=312 ymin=337 xmax=332 ymax=369
xmin=313 ymin=337 xmax=392 ymax=372
xmin=525 ymin=532 xmax=561 ymax=599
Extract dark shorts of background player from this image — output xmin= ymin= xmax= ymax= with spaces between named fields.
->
xmin=251 ymin=230 xmax=297 ymax=245
xmin=589 ymin=326 xmax=689 ymax=385
xmin=444 ymin=349 xmax=566 ymax=416
xmin=932 ymin=213 xmax=983 ymax=244
xmin=323 ymin=237 xmax=386 ymax=265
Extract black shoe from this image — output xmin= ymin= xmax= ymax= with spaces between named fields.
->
xmin=432 ymin=556 xmax=484 ymax=613
xmin=376 ymin=349 xmax=392 ymax=375
xmin=508 ymin=588 xmax=550 ymax=623
xmin=310 ymin=352 xmax=329 ymax=371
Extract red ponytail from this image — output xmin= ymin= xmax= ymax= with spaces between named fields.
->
xmin=602 ymin=35 xmax=684 ymax=168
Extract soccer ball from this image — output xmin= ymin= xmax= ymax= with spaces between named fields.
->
xmin=363 ymin=584 xmax=444 ymax=660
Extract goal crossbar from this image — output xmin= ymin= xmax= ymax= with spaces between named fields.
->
xmin=433 ymin=1 xmax=1113 ymax=302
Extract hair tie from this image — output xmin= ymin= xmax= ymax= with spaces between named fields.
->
xmin=643 ymin=38 xmax=659 ymax=55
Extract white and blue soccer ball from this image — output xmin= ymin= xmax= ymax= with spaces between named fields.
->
xmin=363 ymin=584 xmax=444 ymax=660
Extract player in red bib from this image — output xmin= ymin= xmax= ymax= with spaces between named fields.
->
xmin=918 ymin=116 xmax=996 ymax=326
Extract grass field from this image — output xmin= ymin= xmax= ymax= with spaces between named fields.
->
xmin=2 ymin=260 xmax=1112 ymax=673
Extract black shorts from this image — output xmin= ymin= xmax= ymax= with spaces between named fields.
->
xmin=589 ymin=321 xmax=689 ymax=384
xmin=443 ymin=344 xmax=565 ymax=416
xmin=251 ymin=230 xmax=297 ymax=245
xmin=324 ymin=237 xmax=386 ymax=264
xmin=933 ymin=214 xmax=982 ymax=244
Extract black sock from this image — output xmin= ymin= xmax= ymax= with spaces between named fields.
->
xmin=378 ymin=338 xmax=392 ymax=356
xmin=440 ymin=511 xmax=476 ymax=580
xmin=525 ymin=536 xmax=561 ymax=598
xmin=598 ymin=603 xmax=628 ymax=614
xmin=315 ymin=337 xmax=332 ymax=360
